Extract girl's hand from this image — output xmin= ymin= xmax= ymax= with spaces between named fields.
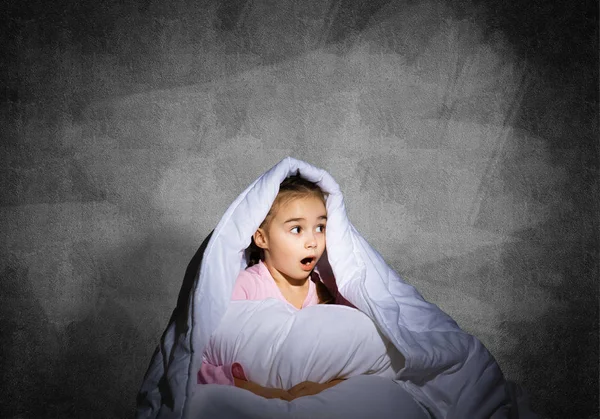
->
xmin=234 ymin=377 xmax=294 ymax=401
xmin=288 ymin=379 xmax=345 ymax=399
xmin=253 ymin=386 xmax=295 ymax=401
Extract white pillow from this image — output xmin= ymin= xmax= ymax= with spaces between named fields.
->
xmin=203 ymin=299 xmax=405 ymax=389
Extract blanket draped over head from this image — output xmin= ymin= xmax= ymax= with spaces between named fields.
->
xmin=136 ymin=157 xmax=533 ymax=419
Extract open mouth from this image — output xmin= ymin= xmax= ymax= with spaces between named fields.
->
xmin=301 ymin=256 xmax=315 ymax=266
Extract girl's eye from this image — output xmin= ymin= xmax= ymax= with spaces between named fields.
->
xmin=291 ymin=225 xmax=326 ymax=234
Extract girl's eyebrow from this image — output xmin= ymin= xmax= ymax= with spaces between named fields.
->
xmin=284 ymin=215 xmax=327 ymax=223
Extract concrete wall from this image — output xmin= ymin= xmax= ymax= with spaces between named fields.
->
xmin=1 ymin=1 xmax=597 ymax=417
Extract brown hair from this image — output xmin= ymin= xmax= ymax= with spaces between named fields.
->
xmin=247 ymin=171 xmax=334 ymax=304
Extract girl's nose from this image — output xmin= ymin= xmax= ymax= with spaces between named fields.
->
xmin=306 ymin=234 xmax=317 ymax=248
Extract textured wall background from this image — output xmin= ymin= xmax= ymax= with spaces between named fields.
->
xmin=1 ymin=1 xmax=597 ymax=418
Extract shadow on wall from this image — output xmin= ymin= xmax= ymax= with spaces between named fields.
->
xmin=489 ymin=6 xmax=598 ymax=412
xmin=0 ymin=256 xmax=59 ymax=418
xmin=135 ymin=230 xmax=214 ymax=415
xmin=91 ymin=229 xmax=202 ymax=419
xmin=0 ymin=228 xmax=202 ymax=419
xmin=55 ymin=299 xmax=141 ymax=417
xmin=492 ymin=205 xmax=598 ymax=417
xmin=497 ymin=240 xmax=598 ymax=419
xmin=0 ymin=261 xmax=141 ymax=418
xmin=397 ymin=228 xmax=597 ymax=419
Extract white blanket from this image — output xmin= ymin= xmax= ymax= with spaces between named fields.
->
xmin=136 ymin=157 xmax=537 ymax=419
xmin=204 ymin=299 xmax=405 ymax=389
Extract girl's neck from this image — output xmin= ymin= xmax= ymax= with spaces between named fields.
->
xmin=262 ymin=259 xmax=309 ymax=289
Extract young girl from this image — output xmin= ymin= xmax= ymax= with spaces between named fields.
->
xmin=197 ymin=173 xmax=348 ymax=401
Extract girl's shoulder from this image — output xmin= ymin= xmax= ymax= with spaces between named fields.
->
xmin=232 ymin=262 xmax=269 ymax=300
xmin=243 ymin=262 xmax=262 ymax=276
xmin=237 ymin=262 xmax=263 ymax=284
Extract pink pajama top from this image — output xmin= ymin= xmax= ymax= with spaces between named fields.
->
xmin=197 ymin=260 xmax=321 ymax=385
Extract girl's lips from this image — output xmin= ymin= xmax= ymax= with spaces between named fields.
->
xmin=300 ymin=258 xmax=316 ymax=271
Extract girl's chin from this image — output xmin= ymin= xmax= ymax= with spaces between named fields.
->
xmin=264 ymin=261 xmax=311 ymax=282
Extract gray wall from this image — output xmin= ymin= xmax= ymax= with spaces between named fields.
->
xmin=1 ymin=1 xmax=597 ymax=418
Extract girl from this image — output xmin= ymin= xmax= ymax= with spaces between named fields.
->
xmin=197 ymin=173 xmax=348 ymax=401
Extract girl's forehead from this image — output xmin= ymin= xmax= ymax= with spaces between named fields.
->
xmin=274 ymin=196 xmax=326 ymax=218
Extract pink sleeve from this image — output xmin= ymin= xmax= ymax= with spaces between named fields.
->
xmin=231 ymin=270 xmax=254 ymax=300
xmin=197 ymin=360 xmax=247 ymax=385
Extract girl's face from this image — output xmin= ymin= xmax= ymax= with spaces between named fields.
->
xmin=254 ymin=196 xmax=327 ymax=283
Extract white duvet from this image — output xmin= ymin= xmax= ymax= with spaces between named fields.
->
xmin=204 ymin=299 xmax=405 ymax=389
xmin=136 ymin=157 xmax=537 ymax=419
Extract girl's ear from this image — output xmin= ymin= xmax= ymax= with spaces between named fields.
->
xmin=253 ymin=228 xmax=269 ymax=250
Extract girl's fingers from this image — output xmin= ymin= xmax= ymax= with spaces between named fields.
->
xmin=295 ymin=387 xmax=319 ymax=398
xmin=288 ymin=381 xmax=310 ymax=394
xmin=289 ymin=382 xmax=324 ymax=398
xmin=294 ymin=389 xmax=310 ymax=398
xmin=280 ymin=392 xmax=294 ymax=401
